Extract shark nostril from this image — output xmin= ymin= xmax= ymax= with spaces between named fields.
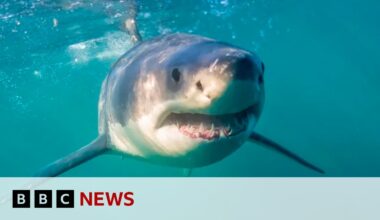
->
xmin=229 ymin=56 xmax=255 ymax=80
xmin=258 ymin=74 xmax=264 ymax=84
xmin=196 ymin=80 xmax=204 ymax=92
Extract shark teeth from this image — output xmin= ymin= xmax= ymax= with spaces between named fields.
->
xmin=165 ymin=106 xmax=253 ymax=140
xmin=223 ymin=126 xmax=232 ymax=137
xmin=199 ymin=123 xmax=204 ymax=131
xmin=176 ymin=118 xmax=248 ymax=140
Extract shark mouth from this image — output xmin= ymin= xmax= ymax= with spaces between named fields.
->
xmin=160 ymin=106 xmax=254 ymax=140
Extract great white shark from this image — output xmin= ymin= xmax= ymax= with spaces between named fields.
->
xmin=35 ymin=5 xmax=324 ymax=177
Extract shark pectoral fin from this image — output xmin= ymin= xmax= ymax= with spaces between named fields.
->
xmin=34 ymin=134 xmax=108 ymax=177
xmin=249 ymin=132 xmax=325 ymax=174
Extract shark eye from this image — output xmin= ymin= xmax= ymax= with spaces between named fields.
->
xmin=171 ymin=68 xmax=181 ymax=83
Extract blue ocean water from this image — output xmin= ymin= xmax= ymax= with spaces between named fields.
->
xmin=0 ymin=0 xmax=379 ymax=177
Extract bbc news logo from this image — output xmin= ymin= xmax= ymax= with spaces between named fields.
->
xmin=13 ymin=190 xmax=75 ymax=208
xmin=12 ymin=190 xmax=134 ymax=208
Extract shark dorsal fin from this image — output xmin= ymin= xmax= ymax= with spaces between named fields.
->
xmin=124 ymin=0 xmax=142 ymax=44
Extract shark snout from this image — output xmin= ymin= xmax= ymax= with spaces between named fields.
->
xmin=191 ymin=56 xmax=262 ymax=114
xmin=224 ymin=55 xmax=258 ymax=81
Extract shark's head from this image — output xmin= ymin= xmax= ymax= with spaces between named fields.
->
xmin=105 ymin=34 xmax=265 ymax=167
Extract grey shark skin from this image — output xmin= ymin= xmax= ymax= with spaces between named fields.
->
xmin=100 ymin=33 xmax=264 ymax=167
xmin=36 ymin=33 xmax=324 ymax=177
